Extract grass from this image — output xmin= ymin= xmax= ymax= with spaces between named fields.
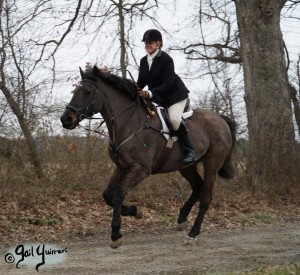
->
xmin=238 ymin=212 xmax=276 ymax=226
xmin=227 ymin=264 xmax=300 ymax=275
xmin=182 ymin=265 xmax=300 ymax=275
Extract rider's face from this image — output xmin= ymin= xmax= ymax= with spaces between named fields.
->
xmin=144 ymin=41 xmax=159 ymax=54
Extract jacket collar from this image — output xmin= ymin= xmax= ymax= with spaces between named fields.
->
xmin=149 ymin=49 xmax=162 ymax=71
xmin=155 ymin=49 xmax=162 ymax=57
xmin=144 ymin=49 xmax=162 ymax=60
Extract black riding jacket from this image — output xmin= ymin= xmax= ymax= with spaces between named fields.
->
xmin=137 ymin=50 xmax=190 ymax=108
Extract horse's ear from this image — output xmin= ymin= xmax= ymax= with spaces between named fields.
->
xmin=79 ymin=67 xmax=85 ymax=78
xmin=93 ymin=65 xmax=100 ymax=76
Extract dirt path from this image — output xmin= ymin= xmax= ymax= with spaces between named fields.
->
xmin=1 ymin=219 xmax=300 ymax=275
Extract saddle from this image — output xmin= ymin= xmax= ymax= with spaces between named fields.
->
xmin=149 ymin=100 xmax=193 ymax=174
xmin=153 ymin=99 xmax=193 ymax=140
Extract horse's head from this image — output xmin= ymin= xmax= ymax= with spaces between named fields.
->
xmin=60 ymin=66 xmax=102 ymax=130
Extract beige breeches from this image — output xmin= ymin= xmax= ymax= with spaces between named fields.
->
xmin=167 ymin=98 xmax=187 ymax=131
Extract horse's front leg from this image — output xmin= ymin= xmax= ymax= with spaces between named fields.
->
xmin=110 ymin=187 xmax=124 ymax=248
xmin=108 ymin=165 xmax=149 ymax=249
xmin=103 ymin=167 xmax=142 ymax=219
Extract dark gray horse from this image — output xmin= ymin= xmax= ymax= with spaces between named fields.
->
xmin=60 ymin=65 xmax=237 ymax=248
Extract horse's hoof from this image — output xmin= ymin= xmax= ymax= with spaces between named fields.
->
xmin=183 ymin=235 xmax=197 ymax=246
xmin=136 ymin=207 xmax=142 ymax=219
xmin=110 ymin=237 xmax=123 ymax=249
xmin=176 ymin=220 xmax=189 ymax=231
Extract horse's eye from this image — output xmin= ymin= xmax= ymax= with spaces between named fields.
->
xmin=82 ymin=83 xmax=95 ymax=95
xmin=83 ymin=89 xmax=92 ymax=96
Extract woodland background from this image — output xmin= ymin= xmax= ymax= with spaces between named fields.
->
xmin=0 ymin=1 xmax=300 ymax=270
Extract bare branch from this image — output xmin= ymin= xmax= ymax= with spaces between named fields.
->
xmin=32 ymin=0 xmax=83 ymax=66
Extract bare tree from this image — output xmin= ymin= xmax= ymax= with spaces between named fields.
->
xmin=0 ymin=0 xmax=84 ymax=178
xmin=71 ymin=0 xmax=161 ymax=77
xmin=0 ymin=0 xmax=3 ymax=16
xmin=235 ymin=0 xmax=299 ymax=192
xmin=174 ymin=0 xmax=300 ymax=192
xmin=169 ymin=1 xmax=245 ymax=133
xmin=0 ymin=1 xmax=46 ymax=177
xmin=289 ymin=84 xmax=300 ymax=137
xmin=289 ymin=55 xmax=300 ymax=137
xmin=114 ymin=0 xmax=159 ymax=77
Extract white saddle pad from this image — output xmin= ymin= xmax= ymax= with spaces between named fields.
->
xmin=153 ymin=103 xmax=193 ymax=141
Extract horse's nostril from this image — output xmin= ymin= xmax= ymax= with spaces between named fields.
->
xmin=60 ymin=114 xmax=76 ymax=129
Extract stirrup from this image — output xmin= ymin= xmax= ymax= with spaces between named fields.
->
xmin=183 ymin=150 xmax=196 ymax=163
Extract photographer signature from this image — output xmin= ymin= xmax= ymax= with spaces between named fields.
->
xmin=5 ymin=244 xmax=67 ymax=272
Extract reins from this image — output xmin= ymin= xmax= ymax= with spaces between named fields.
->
xmin=72 ymin=77 xmax=146 ymax=155
xmin=126 ymin=69 xmax=155 ymax=116
xmin=77 ymin=119 xmax=107 ymax=136
xmin=71 ymin=74 xmax=169 ymax=170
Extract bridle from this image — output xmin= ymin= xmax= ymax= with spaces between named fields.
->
xmin=66 ymin=79 xmax=98 ymax=121
xmin=65 ymin=75 xmax=161 ymax=168
xmin=66 ymin=77 xmax=139 ymax=124
xmin=65 ymin=76 xmax=140 ymax=140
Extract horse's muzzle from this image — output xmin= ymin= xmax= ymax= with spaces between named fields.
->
xmin=60 ymin=110 xmax=78 ymax=130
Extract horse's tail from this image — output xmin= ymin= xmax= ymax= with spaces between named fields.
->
xmin=218 ymin=115 xmax=238 ymax=179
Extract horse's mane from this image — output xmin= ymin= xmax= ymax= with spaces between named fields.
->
xmin=83 ymin=66 xmax=138 ymax=100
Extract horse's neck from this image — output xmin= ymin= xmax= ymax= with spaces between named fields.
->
xmin=100 ymin=81 xmax=141 ymax=140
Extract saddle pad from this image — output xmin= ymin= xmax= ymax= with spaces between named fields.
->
xmin=153 ymin=103 xmax=193 ymax=141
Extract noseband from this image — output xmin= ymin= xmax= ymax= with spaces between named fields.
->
xmin=66 ymin=79 xmax=98 ymax=121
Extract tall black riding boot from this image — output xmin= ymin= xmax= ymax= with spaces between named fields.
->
xmin=175 ymin=122 xmax=196 ymax=164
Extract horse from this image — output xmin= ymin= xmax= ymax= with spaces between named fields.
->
xmin=60 ymin=65 xmax=237 ymax=249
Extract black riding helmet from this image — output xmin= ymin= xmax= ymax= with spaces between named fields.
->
xmin=142 ymin=29 xmax=163 ymax=43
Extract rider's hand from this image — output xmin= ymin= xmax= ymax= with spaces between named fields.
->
xmin=138 ymin=90 xmax=150 ymax=99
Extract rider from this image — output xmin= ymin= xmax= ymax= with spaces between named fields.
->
xmin=137 ymin=29 xmax=196 ymax=164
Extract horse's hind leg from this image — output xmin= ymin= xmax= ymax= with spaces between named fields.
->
xmin=185 ymin=160 xmax=218 ymax=244
xmin=177 ymin=164 xmax=204 ymax=230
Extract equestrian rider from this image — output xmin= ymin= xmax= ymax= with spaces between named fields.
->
xmin=137 ymin=29 xmax=196 ymax=164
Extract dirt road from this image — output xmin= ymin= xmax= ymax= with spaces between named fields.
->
xmin=1 ymin=219 xmax=300 ymax=274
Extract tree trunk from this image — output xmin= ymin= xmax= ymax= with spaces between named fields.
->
xmin=0 ymin=0 xmax=3 ymax=16
xmin=235 ymin=0 xmax=299 ymax=193
xmin=289 ymin=84 xmax=300 ymax=138
xmin=0 ymin=84 xmax=43 ymax=179
xmin=117 ymin=0 xmax=127 ymax=78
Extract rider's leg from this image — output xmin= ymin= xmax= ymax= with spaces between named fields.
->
xmin=168 ymin=99 xmax=196 ymax=163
